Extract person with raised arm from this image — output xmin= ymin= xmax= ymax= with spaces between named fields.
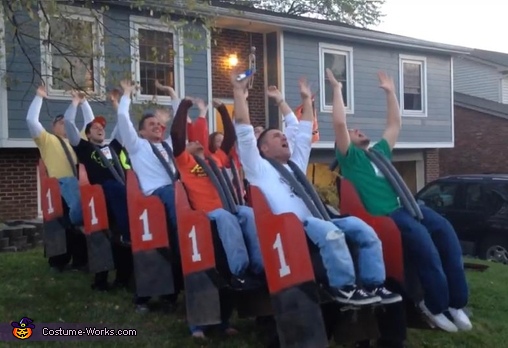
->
xmin=233 ymin=70 xmax=402 ymax=307
xmin=171 ymin=96 xmax=264 ymax=339
xmin=63 ymin=90 xmax=132 ymax=291
xmin=331 ymin=68 xmax=472 ymax=333
xmin=26 ymin=85 xmax=90 ymax=273
xmin=116 ymin=79 xmax=180 ymax=313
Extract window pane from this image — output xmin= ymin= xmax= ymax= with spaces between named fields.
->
xmin=323 ymin=52 xmax=348 ymax=107
xmin=48 ymin=17 xmax=95 ymax=91
xmin=403 ymin=62 xmax=422 ymax=111
xmin=418 ymin=183 xmax=458 ymax=209
xmin=138 ymin=29 xmax=175 ymax=95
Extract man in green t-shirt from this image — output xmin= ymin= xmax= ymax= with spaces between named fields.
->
xmin=327 ymin=68 xmax=472 ymax=333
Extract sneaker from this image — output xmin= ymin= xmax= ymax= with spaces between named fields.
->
xmin=230 ymin=274 xmax=262 ymax=290
xmin=449 ymin=308 xmax=472 ymax=331
xmin=368 ymin=286 xmax=403 ymax=304
xmin=332 ymin=286 xmax=381 ymax=306
xmin=418 ymin=301 xmax=458 ymax=332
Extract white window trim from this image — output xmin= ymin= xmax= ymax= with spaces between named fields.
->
xmin=129 ymin=15 xmax=185 ymax=106
xmin=38 ymin=5 xmax=106 ymax=100
xmin=399 ymin=54 xmax=427 ymax=117
xmin=318 ymin=42 xmax=354 ymax=114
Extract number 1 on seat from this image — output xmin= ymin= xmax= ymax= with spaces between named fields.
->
xmin=139 ymin=209 xmax=153 ymax=241
xmin=188 ymin=226 xmax=202 ymax=262
xmin=273 ymin=232 xmax=291 ymax=277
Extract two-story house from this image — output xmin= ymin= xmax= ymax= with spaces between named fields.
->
xmin=440 ymin=49 xmax=508 ymax=176
xmin=0 ymin=1 xmax=469 ymax=221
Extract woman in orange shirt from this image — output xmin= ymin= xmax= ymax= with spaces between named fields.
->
xmin=170 ymin=97 xmax=264 ymax=339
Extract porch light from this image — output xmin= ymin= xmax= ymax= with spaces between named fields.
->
xmin=228 ymin=54 xmax=238 ymax=67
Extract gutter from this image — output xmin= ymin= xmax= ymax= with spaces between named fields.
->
xmin=106 ymin=1 xmax=472 ymax=55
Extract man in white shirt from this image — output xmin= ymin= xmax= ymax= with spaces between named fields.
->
xmin=116 ymin=80 xmax=181 ymax=312
xmin=233 ymin=71 xmax=401 ymax=307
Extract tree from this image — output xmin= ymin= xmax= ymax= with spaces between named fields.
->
xmin=218 ymin=0 xmax=386 ymax=27
xmin=0 ymin=0 xmax=215 ymax=117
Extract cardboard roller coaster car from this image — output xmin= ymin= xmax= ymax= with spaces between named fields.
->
xmin=126 ymin=169 xmax=175 ymax=298
xmin=331 ymin=149 xmax=433 ymax=330
xmin=175 ymin=155 xmax=271 ymax=327
xmin=77 ymin=164 xmax=115 ymax=274
xmin=38 ymin=159 xmax=67 ymax=258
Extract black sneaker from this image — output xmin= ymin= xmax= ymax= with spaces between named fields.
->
xmin=230 ymin=274 xmax=262 ymax=290
xmin=368 ymin=286 xmax=402 ymax=305
xmin=332 ymin=286 xmax=381 ymax=306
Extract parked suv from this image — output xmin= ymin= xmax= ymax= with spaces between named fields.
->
xmin=415 ymin=174 xmax=508 ymax=263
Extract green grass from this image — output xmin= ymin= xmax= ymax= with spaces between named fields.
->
xmin=0 ymin=248 xmax=505 ymax=347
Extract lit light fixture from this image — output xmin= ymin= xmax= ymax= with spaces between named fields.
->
xmin=228 ymin=54 xmax=238 ymax=67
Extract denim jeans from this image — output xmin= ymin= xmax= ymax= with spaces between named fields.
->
xmin=152 ymin=184 xmax=178 ymax=254
xmin=389 ymin=205 xmax=468 ymax=314
xmin=58 ymin=177 xmax=83 ymax=225
xmin=303 ymin=216 xmax=385 ymax=289
xmin=331 ymin=216 xmax=386 ymax=288
xmin=208 ymin=205 xmax=264 ymax=276
xmin=101 ymin=180 xmax=130 ymax=241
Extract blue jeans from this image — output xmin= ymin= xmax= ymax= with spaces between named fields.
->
xmin=59 ymin=177 xmax=83 ymax=225
xmin=208 ymin=205 xmax=264 ymax=276
xmin=152 ymin=184 xmax=178 ymax=254
xmin=389 ymin=205 xmax=468 ymax=314
xmin=303 ymin=216 xmax=385 ymax=289
xmin=101 ymin=180 xmax=130 ymax=241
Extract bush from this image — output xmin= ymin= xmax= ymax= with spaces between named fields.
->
xmin=315 ymin=184 xmax=339 ymax=208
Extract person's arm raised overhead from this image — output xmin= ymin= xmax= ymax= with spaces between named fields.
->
xmin=155 ymin=80 xmax=181 ymax=113
xmin=231 ymin=69 xmax=265 ymax=177
xmin=266 ymin=85 xmax=299 ymax=152
xmin=290 ymin=77 xmax=314 ymax=171
xmin=213 ymin=99 xmax=236 ymax=155
xmin=326 ymin=68 xmax=350 ymax=157
xmin=26 ymin=85 xmax=47 ymax=138
xmin=79 ymin=92 xmax=95 ymax=131
xmin=379 ymin=71 xmax=401 ymax=150
xmin=116 ymin=80 xmax=141 ymax=154
xmin=170 ymin=97 xmax=193 ymax=158
xmin=63 ymin=90 xmax=84 ymax=147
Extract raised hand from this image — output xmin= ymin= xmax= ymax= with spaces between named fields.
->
xmin=299 ymin=77 xmax=312 ymax=99
xmin=325 ymin=68 xmax=342 ymax=89
xmin=378 ymin=71 xmax=395 ymax=93
xmin=194 ymin=98 xmax=208 ymax=117
xmin=36 ymin=85 xmax=47 ymax=98
xmin=266 ymin=85 xmax=282 ymax=103
xmin=212 ymin=99 xmax=223 ymax=108
xmin=120 ymin=79 xmax=134 ymax=96
xmin=70 ymin=89 xmax=84 ymax=104
xmin=230 ymin=68 xmax=252 ymax=91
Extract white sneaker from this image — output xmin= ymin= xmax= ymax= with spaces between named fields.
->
xmin=418 ymin=301 xmax=458 ymax=332
xmin=449 ymin=308 xmax=473 ymax=331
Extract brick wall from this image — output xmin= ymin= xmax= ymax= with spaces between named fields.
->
xmin=440 ymin=106 xmax=508 ymax=176
xmin=211 ymin=28 xmax=265 ymax=127
xmin=425 ymin=148 xmax=440 ymax=183
xmin=0 ymin=148 xmax=39 ymax=221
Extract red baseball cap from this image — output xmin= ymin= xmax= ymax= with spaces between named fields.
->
xmin=90 ymin=116 xmax=106 ymax=128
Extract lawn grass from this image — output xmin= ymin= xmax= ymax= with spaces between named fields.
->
xmin=0 ymin=247 xmax=504 ymax=347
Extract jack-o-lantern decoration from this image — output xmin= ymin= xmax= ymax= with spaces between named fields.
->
xmin=11 ymin=317 xmax=35 ymax=340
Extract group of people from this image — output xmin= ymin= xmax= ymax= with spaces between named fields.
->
xmin=29 ymin=66 xmax=472 ymax=347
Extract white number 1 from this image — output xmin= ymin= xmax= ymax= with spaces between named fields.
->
xmin=188 ymin=226 xmax=202 ymax=262
xmin=273 ymin=233 xmax=291 ymax=277
xmin=88 ymin=197 xmax=98 ymax=225
xmin=46 ymin=189 xmax=54 ymax=214
xmin=139 ymin=209 xmax=153 ymax=241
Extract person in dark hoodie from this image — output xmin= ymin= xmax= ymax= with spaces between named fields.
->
xmin=63 ymin=90 xmax=131 ymax=292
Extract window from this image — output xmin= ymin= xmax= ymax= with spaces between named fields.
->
xmin=399 ymin=55 xmax=427 ymax=116
xmin=319 ymin=43 xmax=354 ymax=113
xmin=39 ymin=6 xmax=105 ymax=99
xmin=130 ymin=16 xmax=183 ymax=104
xmin=417 ymin=182 xmax=458 ymax=209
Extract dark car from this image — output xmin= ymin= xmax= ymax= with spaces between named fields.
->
xmin=415 ymin=174 xmax=508 ymax=263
